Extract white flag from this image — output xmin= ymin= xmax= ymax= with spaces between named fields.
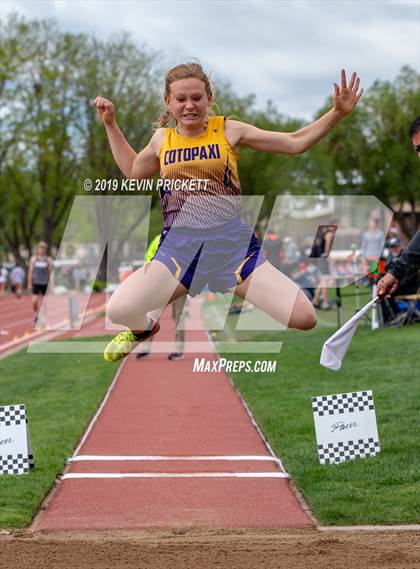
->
xmin=320 ymin=297 xmax=379 ymax=371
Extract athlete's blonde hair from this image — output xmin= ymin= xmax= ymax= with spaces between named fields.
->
xmin=154 ymin=62 xmax=214 ymax=129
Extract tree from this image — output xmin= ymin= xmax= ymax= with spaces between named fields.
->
xmin=317 ymin=66 xmax=420 ymax=236
xmin=76 ymin=32 xmax=161 ymax=280
xmin=1 ymin=15 xmax=86 ymax=258
xmin=0 ymin=14 xmax=161 ymax=273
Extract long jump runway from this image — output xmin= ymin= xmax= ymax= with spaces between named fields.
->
xmin=33 ymin=299 xmax=312 ymax=530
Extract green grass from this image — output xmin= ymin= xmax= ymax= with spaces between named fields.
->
xmin=0 ymin=300 xmax=419 ymax=527
xmin=214 ymin=321 xmax=420 ymax=525
xmin=0 ymin=338 xmax=116 ymax=528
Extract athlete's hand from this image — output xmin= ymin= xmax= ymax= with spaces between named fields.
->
xmin=94 ymin=96 xmax=116 ymax=126
xmin=377 ymin=272 xmax=399 ymax=298
xmin=333 ymin=69 xmax=364 ymax=116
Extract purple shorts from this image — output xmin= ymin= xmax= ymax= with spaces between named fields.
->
xmin=153 ymin=215 xmax=266 ymax=296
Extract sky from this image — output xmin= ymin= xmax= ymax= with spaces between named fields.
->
xmin=2 ymin=0 xmax=419 ymax=119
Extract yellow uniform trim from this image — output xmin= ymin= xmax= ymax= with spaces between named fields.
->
xmin=170 ymin=256 xmax=182 ymax=280
xmin=234 ymin=252 xmax=255 ymax=285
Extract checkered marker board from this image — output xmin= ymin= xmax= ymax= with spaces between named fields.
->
xmin=312 ymin=391 xmax=380 ymax=465
xmin=0 ymin=405 xmax=34 ymax=475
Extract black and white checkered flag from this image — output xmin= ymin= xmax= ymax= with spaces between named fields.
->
xmin=312 ymin=390 xmax=380 ymax=465
xmin=0 ymin=404 xmax=34 ymax=475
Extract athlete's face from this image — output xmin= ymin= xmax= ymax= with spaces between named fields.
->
xmin=37 ymin=244 xmax=47 ymax=256
xmin=165 ymin=78 xmax=212 ymax=128
xmin=412 ymin=131 xmax=420 ymax=157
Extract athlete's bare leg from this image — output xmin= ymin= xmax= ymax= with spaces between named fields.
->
xmin=106 ymin=259 xmax=187 ymax=331
xmin=312 ymin=275 xmax=331 ymax=307
xmin=230 ymin=261 xmax=317 ymax=330
xmin=32 ymin=294 xmax=41 ymax=322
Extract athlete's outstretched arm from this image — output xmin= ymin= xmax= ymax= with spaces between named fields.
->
xmin=95 ymin=96 xmax=161 ymax=179
xmin=291 ymin=69 xmax=363 ymax=153
xmin=226 ymin=70 xmax=363 ymax=155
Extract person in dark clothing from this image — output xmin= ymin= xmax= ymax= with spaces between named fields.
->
xmin=311 ymin=223 xmax=336 ymax=309
xmin=377 ymin=230 xmax=420 ymax=297
xmin=377 ymin=116 xmax=420 ymax=298
xmin=28 ymin=241 xmax=54 ymax=326
xmin=263 ymin=230 xmax=282 ymax=269
xmin=379 ymin=237 xmax=420 ymax=322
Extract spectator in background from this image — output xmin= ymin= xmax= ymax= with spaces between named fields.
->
xmin=10 ymin=263 xmax=26 ymax=299
xmin=387 ymin=226 xmax=400 ymax=241
xmin=361 ymin=218 xmax=385 ymax=275
xmin=280 ymin=236 xmax=301 ymax=276
xmin=263 ymin=230 xmax=282 ymax=269
xmin=0 ymin=264 xmax=8 ymax=298
xmin=386 ymin=237 xmax=403 ymax=265
xmin=28 ymin=241 xmax=54 ymax=326
xmin=73 ymin=263 xmax=88 ymax=292
xmin=291 ymin=262 xmax=319 ymax=300
xmin=302 ymin=235 xmax=316 ymax=258
xmin=167 ymin=295 xmax=189 ymax=360
xmin=311 ymin=223 xmax=336 ymax=310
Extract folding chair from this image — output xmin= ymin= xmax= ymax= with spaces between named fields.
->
xmin=393 ymin=290 xmax=420 ymax=326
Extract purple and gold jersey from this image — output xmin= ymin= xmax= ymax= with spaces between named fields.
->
xmin=159 ymin=116 xmax=242 ymax=229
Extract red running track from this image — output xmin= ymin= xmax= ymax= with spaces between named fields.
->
xmin=33 ymin=299 xmax=312 ymax=530
xmin=0 ymin=292 xmax=105 ymax=355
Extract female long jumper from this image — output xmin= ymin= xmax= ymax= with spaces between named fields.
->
xmin=95 ymin=64 xmax=363 ymax=362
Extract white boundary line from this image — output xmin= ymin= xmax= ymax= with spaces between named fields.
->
xmin=63 ymin=472 xmax=289 ymax=479
xmin=232 ymin=381 xmax=288 ymax=474
xmin=204 ymin=327 xmax=289 ymax=477
xmin=70 ymin=455 xmax=282 ymax=462
xmin=72 ymin=358 xmax=127 ymax=457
